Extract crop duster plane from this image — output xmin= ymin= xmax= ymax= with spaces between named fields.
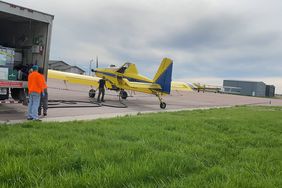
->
xmin=48 ymin=58 xmax=192 ymax=109
xmin=193 ymin=83 xmax=221 ymax=93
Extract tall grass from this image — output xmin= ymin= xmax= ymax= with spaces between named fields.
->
xmin=0 ymin=106 xmax=282 ymax=187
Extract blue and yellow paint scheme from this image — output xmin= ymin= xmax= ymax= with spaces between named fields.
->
xmin=48 ymin=58 xmax=192 ymax=109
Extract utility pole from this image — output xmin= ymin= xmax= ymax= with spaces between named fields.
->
xmin=89 ymin=59 xmax=94 ymax=76
xmin=96 ymin=56 xmax=98 ymax=68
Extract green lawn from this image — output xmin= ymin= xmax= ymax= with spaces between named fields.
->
xmin=0 ymin=106 xmax=282 ymax=187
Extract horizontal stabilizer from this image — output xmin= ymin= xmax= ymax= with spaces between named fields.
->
xmin=171 ymin=81 xmax=193 ymax=91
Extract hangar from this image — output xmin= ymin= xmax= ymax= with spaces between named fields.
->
xmin=223 ymin=80 xmax=275 ymax=97
xmin=49 ymin=60 xmax=85 ymax=75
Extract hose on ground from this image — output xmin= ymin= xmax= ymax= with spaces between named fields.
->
xmin=48 ymin=98 xmax=127 ymax=109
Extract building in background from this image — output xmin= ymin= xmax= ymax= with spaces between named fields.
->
xmin=49 ymin=60 xmax=85 ymax=75
xmin=223 ymin=80 xmax=275 ymax=97
xmin=48 ymin=60 xmax=69 ymax=70
xmin=265 ymin=85 xmax=275 ymax=97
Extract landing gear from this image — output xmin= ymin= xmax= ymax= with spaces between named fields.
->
xmin=156 ymin=94 xmax=166 ymax=109
xmin=89 ymin=89 xmax=96 ymax=98
xmin=120 ymin=90 xmax=128 ymax=100
xmin=160 ymin=102 xmax=166 ymax=109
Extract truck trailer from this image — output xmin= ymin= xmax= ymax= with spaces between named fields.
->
xmin=0 ymin=1 xmax=53 ymax=102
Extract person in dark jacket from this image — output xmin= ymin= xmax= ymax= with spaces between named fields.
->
xmin=97 ymin=76 xmax=106 ymax=102
xmin=38 ymin=67 xmax=48 ymax=116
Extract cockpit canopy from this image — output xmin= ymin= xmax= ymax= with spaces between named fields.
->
xmin=117 ymin=63 xmax=138 ymax=74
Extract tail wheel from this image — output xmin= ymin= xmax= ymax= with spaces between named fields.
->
xmin=160 ymin=102 xmax=166 ymax=109
xmin=120 ymin=90 xmax=128 ymax=100
xmin=89 ymin=89 xmax=96 ymax=98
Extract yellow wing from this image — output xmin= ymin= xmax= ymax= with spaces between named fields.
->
xmin=171 ymin=81 xmax=193 ymax=91
xmin=48 ymin=70 xmax=100 ymax=87
xmin=47 ymin=70 xmax=193 ymax=92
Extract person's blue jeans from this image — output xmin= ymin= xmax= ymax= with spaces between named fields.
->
xmin=28 ymin=92 xmax=41 ymax=120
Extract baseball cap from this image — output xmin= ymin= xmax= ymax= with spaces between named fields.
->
xmin=32 ymin=65 xmax=39 ymax=71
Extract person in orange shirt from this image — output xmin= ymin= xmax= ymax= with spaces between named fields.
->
xmin=27 ymin=65 xmax=44 ymax=121
xmin=38 ymin=67 xmax=48 ymax=116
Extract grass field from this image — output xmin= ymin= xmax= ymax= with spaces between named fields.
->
xmin=0 ymin=106 xmax=282 ymax=187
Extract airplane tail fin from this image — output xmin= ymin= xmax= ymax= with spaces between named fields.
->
xmin=153 ymin=58 xmax=173 ymax=94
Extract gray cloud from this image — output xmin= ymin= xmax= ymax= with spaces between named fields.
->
xmin=5 ymin=0 xmax=282 ymax=92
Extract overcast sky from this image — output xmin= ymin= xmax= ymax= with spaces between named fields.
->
xmin=6 ymin=0 xmax=282 ymax=93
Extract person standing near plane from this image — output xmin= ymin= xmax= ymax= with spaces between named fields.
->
xmin=38 ymin=67 xmax=48 ymax=116
xmin=97 ymin=76 xmax=106 ymax=102
xmin=27 ymin=65 xmax=44 ymax=121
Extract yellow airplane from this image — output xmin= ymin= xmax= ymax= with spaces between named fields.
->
xmin=193 ymin=83 xmax=221 ymax=93
xmin=48 ymin=58 xmax=192 ymax=109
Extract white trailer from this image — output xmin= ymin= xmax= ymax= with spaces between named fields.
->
xmin=0 ymin=1 xmax=53 ymax=102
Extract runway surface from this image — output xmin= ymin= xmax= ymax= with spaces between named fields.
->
xmin=1 ymin=78 xmax=282 ymax=123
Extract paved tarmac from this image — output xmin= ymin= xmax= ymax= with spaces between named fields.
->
xmin=1 ymin=78 xmax=282 ymax=123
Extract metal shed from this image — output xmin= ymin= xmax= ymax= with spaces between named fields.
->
xmin=265 ymin=85 xmax=275 ymax=97
xmin=223 ymin=80 xmax=268 ymax=97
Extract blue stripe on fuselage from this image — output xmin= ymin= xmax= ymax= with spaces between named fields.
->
xmin=95 ymin=71 xmax=117 ymax=78
xmin=95 ymin=71 xmax=151 ymax=83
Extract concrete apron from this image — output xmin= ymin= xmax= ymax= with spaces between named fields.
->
xmin=0 ymin=105 xmax=232 ymax=124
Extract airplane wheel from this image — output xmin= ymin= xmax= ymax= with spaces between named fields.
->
xmin=160 ymin=102 xmax=166 ymax=109
xmin=89 ymin=89 xmax=96 ymax=98
xmin=120 ymin=90 xmax=128 ymax=100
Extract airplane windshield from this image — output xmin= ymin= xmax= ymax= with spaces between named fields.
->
xmin=117 ymin=63 xmax=130 ymax=73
